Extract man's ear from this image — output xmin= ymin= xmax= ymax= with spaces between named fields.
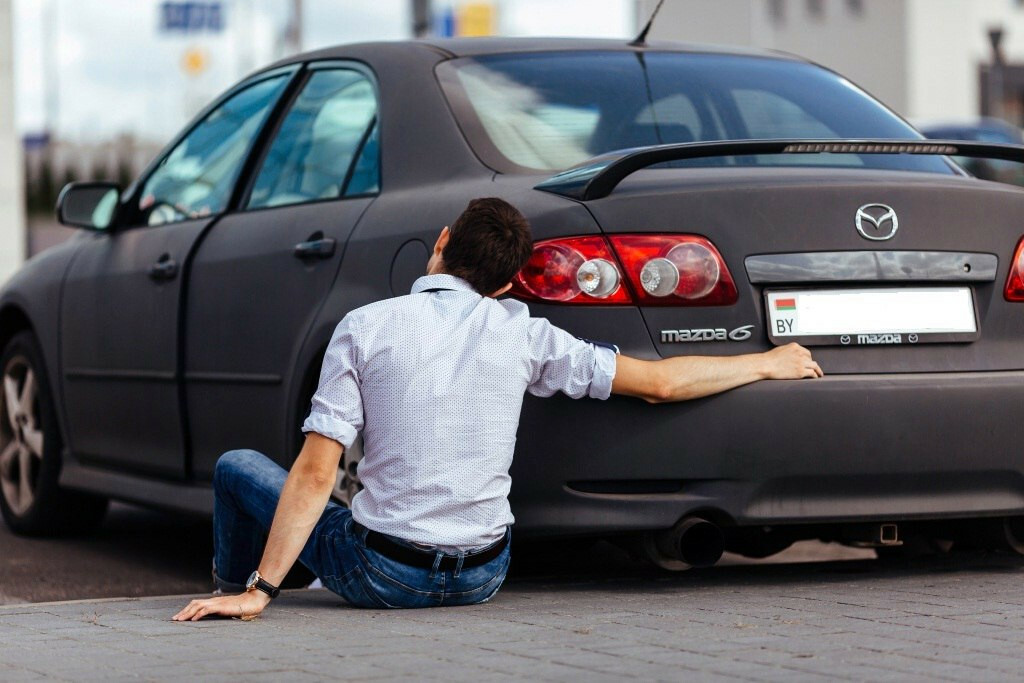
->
xmin=433 ymin=226 xmax=450 ymax=257
xmin=488 ymin=282 xmax=513 ymax=298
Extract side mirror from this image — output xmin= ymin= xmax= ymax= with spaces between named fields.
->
xmin=56 ymin=182 xmax=120 ymax=231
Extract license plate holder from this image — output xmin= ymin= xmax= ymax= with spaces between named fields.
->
xmin=764 ymin=287 xmax=979 ymax=346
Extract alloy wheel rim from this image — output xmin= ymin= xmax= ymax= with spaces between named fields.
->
xmin=0 ymin=357 xmax=43 ymax=516
xmin=332 ymin=435 xmax=363 ymax=508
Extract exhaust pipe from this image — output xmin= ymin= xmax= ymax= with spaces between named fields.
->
xmin=654 ymin=516 xmax=725 ymax=568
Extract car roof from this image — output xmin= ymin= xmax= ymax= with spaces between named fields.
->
xmin=416 ymin=36 xmax=797 ymax=59
xmin=264 ymin=36 xmax=804 ymax=72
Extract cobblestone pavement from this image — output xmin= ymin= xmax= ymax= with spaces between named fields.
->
xmin=3 ymin=551 xmax=1024 ymax=681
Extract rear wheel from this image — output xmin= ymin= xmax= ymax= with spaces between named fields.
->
xmin=332 ymin=435 xmax=363 ymax=507
xmin=0 ymin=331 xmax=108 ymax=536
xmin=296 ymin=379 xmax=363 ymax=508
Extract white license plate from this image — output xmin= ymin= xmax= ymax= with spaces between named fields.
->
xmin=765 ymin=287 xmax=978 ymax=346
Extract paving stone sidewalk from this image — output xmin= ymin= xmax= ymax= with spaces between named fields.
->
xmin=3 ymin=555 xmax=1024 ymax=682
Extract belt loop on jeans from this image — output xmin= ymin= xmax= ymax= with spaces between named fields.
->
xmin=429 ymin=552 xmax=443 ymax=578
xmin=453 ymin=552 xmax=465 ymax=578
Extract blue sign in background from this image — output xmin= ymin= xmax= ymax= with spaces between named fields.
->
xmin=159 ymin=2 xmax=224 ymax=33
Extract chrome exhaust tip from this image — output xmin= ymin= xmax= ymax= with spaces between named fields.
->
xmin=654 ymin=516 xmax=725 ymax=568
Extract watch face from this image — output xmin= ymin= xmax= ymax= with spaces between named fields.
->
xmin=246 ymin=571 xmax=259 ymax=590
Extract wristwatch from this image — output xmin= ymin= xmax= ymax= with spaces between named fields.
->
xmin=245 ymin=570 xmax=280 ymax=599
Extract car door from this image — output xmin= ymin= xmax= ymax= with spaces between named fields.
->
xmin=60 ymin=69 xmax=295 ymax=478
xmin=183 ymin=62 xmax=380 ymax=478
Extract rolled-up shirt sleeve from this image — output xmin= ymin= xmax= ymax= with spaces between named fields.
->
xmin=526 ymin=317 xmax=617 ymax=400
xmin=302 ymin=314 xmax=364 ymax=449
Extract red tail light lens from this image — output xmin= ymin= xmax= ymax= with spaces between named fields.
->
xmin=511 ymin=234 xmax=737 ymax=306
xmin=511 ymin=236 xmax=631 ymax=304
xmin=1005 ymin=237 xmax=1024 ymax=301
xmin=609 ymin=235 xmax=738 ymax=306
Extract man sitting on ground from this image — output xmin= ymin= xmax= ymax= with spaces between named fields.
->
xmin=173 ymin=198 xmax=821 ymax=620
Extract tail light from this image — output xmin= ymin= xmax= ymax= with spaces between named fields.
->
xmin=512 ymin=236 xmax=631 ymax=304
xmin=1005 ymin=236 xmax=1024 ymax=301
xmin=609 ymin=235 xmax=737 ymax=306
xmin=510 ymin=234 xmax=737 ymax=306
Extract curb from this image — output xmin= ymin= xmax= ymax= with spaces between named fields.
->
xmin=0 ymin=587 xmax=318 ymax=611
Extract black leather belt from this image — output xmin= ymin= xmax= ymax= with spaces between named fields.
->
xmin=355 ymin=522 xmax=508 ymax=570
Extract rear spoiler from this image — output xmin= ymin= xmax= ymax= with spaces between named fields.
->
xmin=534 ymin=139 xmax=1024 ymax=201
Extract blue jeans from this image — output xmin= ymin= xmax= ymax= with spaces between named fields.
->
xmin=212 ymin=449 xmax=510 ymax=608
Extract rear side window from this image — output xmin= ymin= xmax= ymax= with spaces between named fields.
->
xmin=139 ymin=75 xmax=289 ymax=225
xmin=247 ymin=68 xmax=378 ymax=209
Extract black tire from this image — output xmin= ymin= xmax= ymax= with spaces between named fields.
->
xmin=0 ymin=331 xmax=108 ymax=536
xmin=295 ymin=362 xmax=362 ymax=509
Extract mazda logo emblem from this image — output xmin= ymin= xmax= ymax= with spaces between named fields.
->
xmin=855 ymin=203 xmax=899 ymax=241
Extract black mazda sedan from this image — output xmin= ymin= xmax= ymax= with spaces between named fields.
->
xmin=4 ymin=38 xmax=1024 ymax=568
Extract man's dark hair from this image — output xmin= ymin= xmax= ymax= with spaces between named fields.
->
xmin=443 ymin=197 xmax=533 ymax=295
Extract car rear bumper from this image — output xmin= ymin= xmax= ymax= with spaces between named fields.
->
xmin=511 ymin=370 xmax=1024 ymax=535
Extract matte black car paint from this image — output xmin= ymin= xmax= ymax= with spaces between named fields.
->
xmin=4 ymin=39 xmax=1024 ymax=540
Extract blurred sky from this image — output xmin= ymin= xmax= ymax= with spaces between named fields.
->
xmin=13 ymin=0 xmax=633 ymax=143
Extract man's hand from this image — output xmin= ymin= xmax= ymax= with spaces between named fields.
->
xmin=172 ymin=590 xmax=271 ymax=622
xmin=761 ymin=343 xmax=823 ymax=380
xmin=170 ymin=433 xmax=342 ymax=623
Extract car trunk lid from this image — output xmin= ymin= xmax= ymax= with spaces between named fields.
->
xmin=580 ymin=167 xmax=1024 ymax=374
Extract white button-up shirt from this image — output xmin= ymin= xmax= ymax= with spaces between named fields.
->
xmin=302 ymin=273 xmax=617 ymax=550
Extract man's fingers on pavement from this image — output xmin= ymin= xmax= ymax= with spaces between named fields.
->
xmin=174 ymin=598 xmax=211 ymax=621
xmin=172 ymin=602 xmax=194 ymax=621
xmin=190 ymin=602 xmax=216 ymax=621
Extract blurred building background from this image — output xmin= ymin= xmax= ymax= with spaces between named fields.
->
xmin=641 ymin=0 xmax=1024 ymax=125
xmin=1 ymin=0 xmax=24 ymax=282
xmin=4 ymin=0 xmax=633 ymax=283
xmin=3 ymin=0 xmax=1024 ymax=284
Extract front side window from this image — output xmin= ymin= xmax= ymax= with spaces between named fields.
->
xmin=247 ymin=68 xmax=378 ymax=210
xmin=440 ymin=51 xmax=952 ymax=175
xmin=139 ymin=75 xmax=289 ymax=226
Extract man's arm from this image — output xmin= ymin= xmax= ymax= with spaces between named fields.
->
xmin=612 ymin=342 xmax=822 ymax=404
xmin=173 ymin=433 xmax=342 ymax=621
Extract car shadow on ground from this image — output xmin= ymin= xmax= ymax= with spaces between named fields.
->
xmin=507 ymin=537 xmax=1024 ymax=591
xmin=0 ymin=503 xmax=214 ymax=603
xmin=3 ymin=503 xmax=1023 ymax=604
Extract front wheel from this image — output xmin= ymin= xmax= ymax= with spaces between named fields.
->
xmin=0 ymin=331 xmax=108 ymax=536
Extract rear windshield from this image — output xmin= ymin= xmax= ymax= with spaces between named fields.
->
xmin=437 ymin=51 xmax=953 ymax=175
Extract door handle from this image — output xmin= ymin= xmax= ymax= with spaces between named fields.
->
xmin=148 ymin=255 xmax=178 ymax=281
xmin=294 ymin=236 xmax=337 ymax=260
